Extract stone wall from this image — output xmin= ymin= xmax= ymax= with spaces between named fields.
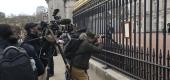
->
xmin=45 ymin=0 xmax=76 ymax=22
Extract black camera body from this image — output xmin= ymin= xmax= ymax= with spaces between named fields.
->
xmin=40 ymin=9 xmax=74 ymax=37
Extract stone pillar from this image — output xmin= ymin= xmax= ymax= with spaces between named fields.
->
xmin=46 ymin=0 xmax=65 ymax=21
xmin=65 ymin=0 xmax=77 ymax=22
xmin=45 ymin=0 xmax=77 ymax=22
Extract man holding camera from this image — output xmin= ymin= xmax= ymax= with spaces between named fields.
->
xmin=70 ymin=32 xmax=103 ymax=80
xmin=22 ymin=22 xmax=46 ymax=80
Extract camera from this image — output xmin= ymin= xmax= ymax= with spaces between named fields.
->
xmin=40 ymin=9 xmax=74 ymax=37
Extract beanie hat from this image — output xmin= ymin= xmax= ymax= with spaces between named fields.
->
xmin=24 ymin=22 xmax=38 ymax=32
xmin=0 ymin=24 xmax=12 ymax=39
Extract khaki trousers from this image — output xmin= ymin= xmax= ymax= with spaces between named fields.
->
xmin=71 ymin=67 xmax=89 ymax=80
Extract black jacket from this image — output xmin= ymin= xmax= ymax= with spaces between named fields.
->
xmin=23 ymin=33 xmax=45 ymax=75
xmin=24 ymin=33 xmax=54 ymax=67
xmin=0 ymin=39 xmax=11 ymax=49
xmin=21 ymin=43 xmax=45 ymax=76
xmin=24 ymin=33 xmax=41 ymax=56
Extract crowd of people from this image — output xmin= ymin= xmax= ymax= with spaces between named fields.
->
xmin=0 ymin=21 xmax=103 ymax=80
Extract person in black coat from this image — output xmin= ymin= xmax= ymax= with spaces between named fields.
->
xmin=23 ymin=22 xmax=55 ymax=78
xmin=0 ymin=24 xmax=13 ymax=49
xmin=21 ymin=43 xmax=45 ymax=76
xmin=22 ymin=22 xmax=46 ymax=78
xmin=0 ymin=24 xmax=37 ymax=80
xmin=24 ymin=22 xmax=42 ymax=56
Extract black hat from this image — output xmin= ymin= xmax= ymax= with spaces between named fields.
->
xmin=24 ymin=22 xmax=38 ymax=32
xmin=86 ymin=32 xmax=95 ymax=39
xmin=0 ymin=24 xmax=12 ymax=39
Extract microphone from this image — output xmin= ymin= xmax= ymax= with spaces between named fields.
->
xmin=52 ymin=9 xmax=60 ymax=16
xmin=60 ymin=19 xmax=71 ymax=25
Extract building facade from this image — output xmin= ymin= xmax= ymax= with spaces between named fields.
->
xmin=45 ymin=0 xmax=77 ymax=22
xmin=129 ymin=0 xmax=170 ymax=32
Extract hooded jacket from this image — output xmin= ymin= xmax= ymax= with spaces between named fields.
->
xmin=72 ymin=40 xmax=103 ymax=70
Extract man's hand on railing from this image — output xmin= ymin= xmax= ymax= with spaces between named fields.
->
xmin=94 ymin=34 xmax=103 ymax=45
xmin=97 ymin=35 xmax=103 ymax=44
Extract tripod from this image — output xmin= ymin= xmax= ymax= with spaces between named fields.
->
xmin=44 ymin=25 xmax=72 ymax=80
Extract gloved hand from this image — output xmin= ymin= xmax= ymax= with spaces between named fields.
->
xmin=57 ymin=40 xmax=64 ymax=44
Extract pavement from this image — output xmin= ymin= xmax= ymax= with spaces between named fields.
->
xmin=50 ymin=55 xmax=103 ymax=80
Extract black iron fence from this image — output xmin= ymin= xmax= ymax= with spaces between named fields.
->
xmin=73 ymin=0 xmax=170 ymax=80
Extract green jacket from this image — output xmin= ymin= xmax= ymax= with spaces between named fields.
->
xmin=72 ymin=40 xmax=102 ymax=70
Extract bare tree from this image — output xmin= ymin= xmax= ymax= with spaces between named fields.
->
xmin=0 ymin=12 xmax=6 ymax=24
xmin=36 ymin=6 xmax=48 ymax=21
xmin=0 ymin=12 xmax=5 ymax=18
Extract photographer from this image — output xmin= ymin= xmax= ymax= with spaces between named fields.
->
xmin=41 ymin=35 xmax=56 ymax=78
xmin=22 ymin=22 xmax=46 ymax=80
xmin=40 ymin=9 xmax=76 ymax=78
xmin=59 ymin=24 xmax=76 ymax=45
xmin=40 ymin=21 xmax=60 ymax=78
xmin=68 ymin=32 xmax=103 ymax=80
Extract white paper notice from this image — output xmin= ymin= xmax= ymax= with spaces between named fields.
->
xmin=125 ymin=23 xmax=129 ymax=38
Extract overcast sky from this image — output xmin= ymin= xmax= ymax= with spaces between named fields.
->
xmin=0 ymin=0 xmax=48 ymax=16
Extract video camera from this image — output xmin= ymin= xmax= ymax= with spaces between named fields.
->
xmin=40 ymin=9 xmax=74 ymax=37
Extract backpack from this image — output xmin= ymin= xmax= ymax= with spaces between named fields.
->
xmin=64 ymin=39 xmax=83 ymax=61
xmin=0 ymin=46 xmax=36 ymax=80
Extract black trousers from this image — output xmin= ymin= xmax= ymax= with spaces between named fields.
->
xmin=48 ymin=57 xmax=54 ymax=75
